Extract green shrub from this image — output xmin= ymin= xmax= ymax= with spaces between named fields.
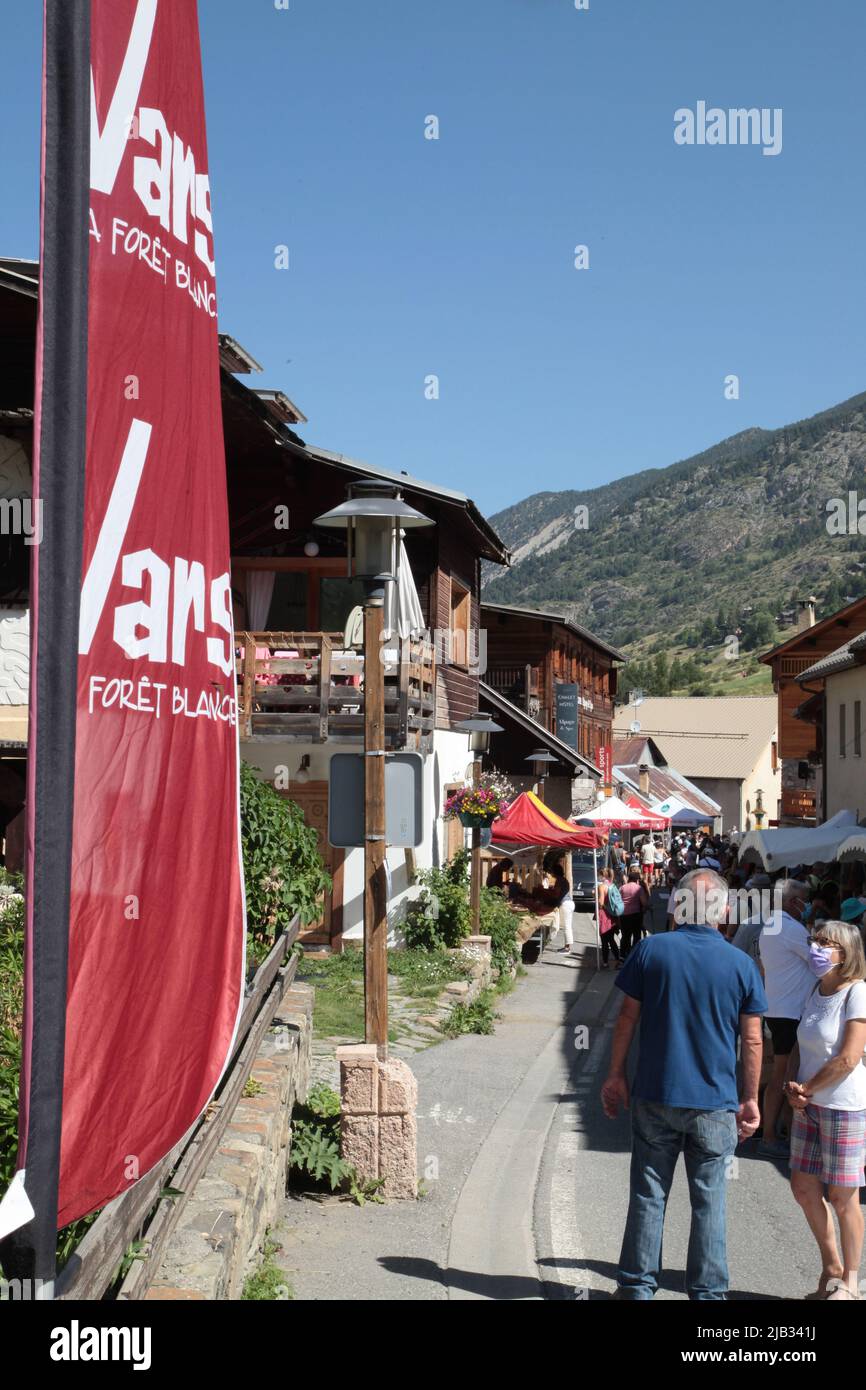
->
xmin=478 ymin=886 xmax=521 ymax=977
xmin=0 ymin=891 xmax=25 ymax=1199
xmin=441 ymin=990 xmax=498 ymax=1038
xmin=402 ymin=850 xmax=471 ymax=951
xmin=240 ymin=763 xmax=331 ymax=956
xmin=289 ymin=1083 xmax=351 ymax=1192
xmin=289 ymin=1083 xmax=384 ymax=1204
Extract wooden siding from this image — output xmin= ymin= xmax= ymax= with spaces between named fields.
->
xmin=482 ymin=607 xmax=617 ymax=758
xmin=764 ymin=599 xmax=866 ymax=761
xmin=432 ymin=529 xmax=481 ymax=729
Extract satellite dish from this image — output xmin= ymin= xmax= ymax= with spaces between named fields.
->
xmin=629 ymin=721 xmax=641 ymax=734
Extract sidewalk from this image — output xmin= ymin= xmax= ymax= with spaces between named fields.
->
xmin=272 ymin=914 xmax=607 ymax=1300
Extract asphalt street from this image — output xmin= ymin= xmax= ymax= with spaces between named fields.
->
xmin=276 ymin=912 xmax=866 ymax=1302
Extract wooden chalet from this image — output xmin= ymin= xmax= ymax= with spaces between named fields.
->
xmin=480 ymin=601 xmax=624 ymax=766
xmin=760 ymin=595 xmax=866 ymax=823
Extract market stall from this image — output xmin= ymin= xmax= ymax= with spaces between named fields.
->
xmin=574 ymin=794 xmax=670 ymax=833
xmin=489 ymin=792 xmax=606 ymax=964
xmin=736 ymin=808 xmax=860 ymax=872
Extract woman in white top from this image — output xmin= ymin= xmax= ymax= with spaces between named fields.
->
xmin=785 ymin=920 xmax=866 ymax=1300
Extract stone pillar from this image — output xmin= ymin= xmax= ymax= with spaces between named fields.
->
xmin=337 ymin=1045 xmax=418 ymax=1200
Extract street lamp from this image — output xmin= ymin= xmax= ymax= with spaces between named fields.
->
xmin=454 ymin=711 xmax=503 ymax=933
xmin=525 ymin=747 xmax=558 ymax=801
xmin=754 ymin=788 xmax=765 ymax=829
xmin=315 ymin=482 xmax=433 ymax=1050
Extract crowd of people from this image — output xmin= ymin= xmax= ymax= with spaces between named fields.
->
xmin=596 ymin=840 xmax=866 ymax=1302
xmin=486 ymin=831 xmax=866 ymax=1298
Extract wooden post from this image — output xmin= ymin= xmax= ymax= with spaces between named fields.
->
xmin=242 ymin=632 xmax=256 ymax=739
xmin=469 ymin=757 xmax=482 ymax=934
xmin=318 ymin=634 xmax=332 ymax=743
xmin=364 ymin=602 xmax=388 ymax=1052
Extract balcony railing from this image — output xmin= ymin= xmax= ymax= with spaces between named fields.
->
xmin=235 ymin=631 xmax=436 ymax=748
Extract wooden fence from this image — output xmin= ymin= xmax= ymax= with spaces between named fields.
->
xmin=55 ymin=919 xmax=301 ymax=1301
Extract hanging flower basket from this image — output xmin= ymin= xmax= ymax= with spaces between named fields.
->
xmin=444 ymin=777 xmax=512 ymax=827
xmin=458 ymin=809 xmax=500 ymax=829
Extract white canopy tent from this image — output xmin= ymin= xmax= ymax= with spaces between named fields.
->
xmin=837 ymin=831 xmax=866 ymax=863
xmin=575 ymin=795 xmax=669 ymax=831
xmin=737 ymin=809 xmax=860 ymax=872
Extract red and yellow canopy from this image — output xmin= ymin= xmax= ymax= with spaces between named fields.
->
xmin=490 ymin=791 xmax=605 ymax=850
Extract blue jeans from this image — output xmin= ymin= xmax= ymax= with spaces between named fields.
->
xmin=618 ymin=1099 xmax=738 ymax=1300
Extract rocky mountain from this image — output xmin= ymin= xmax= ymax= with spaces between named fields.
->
xmin=483 ymin=390 xmax=866 ymax=682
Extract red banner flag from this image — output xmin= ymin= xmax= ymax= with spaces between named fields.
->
xmin=596 ymin=744 xmax=612 ymax=788
xmin=8 ymin=0 xmax=245 ymax=1246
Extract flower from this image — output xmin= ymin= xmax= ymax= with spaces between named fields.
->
xmin=443 ymin=781 xmax=513 ymax=821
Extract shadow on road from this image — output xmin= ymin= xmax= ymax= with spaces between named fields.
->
xmin=378 ymin=1255 xmax=563 ymax=1301
xmin=536 ymin=1256 xmax=786 ymax=1301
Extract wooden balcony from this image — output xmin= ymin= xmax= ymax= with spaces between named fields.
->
xmin=486 ymin=664 xmax=540 ymax=715
xmin=236 ymin=631 xmax=435 ymax=749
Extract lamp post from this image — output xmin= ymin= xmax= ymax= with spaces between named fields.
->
xmin=754 ymin=788 xmax=765 ymax=829
xmin=525 ymin=747 xmax=558 ymax=804
xmin=525 ymin=748 xmax=559 ymax=893
xmin=315 ymin=482 xmax=433 ymax=1050
xmin=454 ymin=712 xmax=503 ymax=933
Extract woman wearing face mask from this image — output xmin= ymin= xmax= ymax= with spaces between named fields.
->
xmin=785 ymin=921 xmax=866 ymax=1300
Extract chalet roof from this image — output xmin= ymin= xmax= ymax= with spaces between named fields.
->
xmin=612 ymin=734 xmax=667 ymax=767
xmin=480 ymin=601 xmax=625 ymax=662
xmin=612 ymin=696 xmax=778 ymax=782
xmin=614 ymin=762 xmax=722 ymax=818
xmin=0 ymin=259 xmax=37 ymax=297
xmin=217 ymin=334 xmax=263 ymax=375
xmin=254 ymin=389 xmax=307 ymax=426
xmin=760 ymin=594 xmax=866 ymax=667
xmin=290 ymin=441 xmax=510 ymax=566
xmin=797 ymin=629 xmax=866 ymax=683
xmin=479 ymin=681 xmax=601 ymax=778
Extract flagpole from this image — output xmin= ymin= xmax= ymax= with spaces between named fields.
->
xmin=0 ymin=0 xmax=90 ymax=1290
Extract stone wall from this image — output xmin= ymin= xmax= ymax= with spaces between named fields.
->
xmin=145 ymin=982 xmax=313 ymax=1301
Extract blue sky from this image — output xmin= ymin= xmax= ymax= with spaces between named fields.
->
xmin=2 ymin=0 xmax=865 ymax=513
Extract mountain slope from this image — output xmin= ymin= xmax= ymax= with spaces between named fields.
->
xmin=484 ymin=390 xmax=866 ymax=669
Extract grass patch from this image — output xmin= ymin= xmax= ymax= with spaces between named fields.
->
xmin=386 ymin=947 xmax=469 ymax=997
xmin=298 ymin=947 xmax=469 ymax=1040
xmin=297 ymin=951 xmax=365 ymax=1040
xmin=242 ymin=1238 xmax=293 ymax=1301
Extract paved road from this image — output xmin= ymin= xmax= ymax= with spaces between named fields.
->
xmin=276 ymin=912 xmax=866 ymax=1301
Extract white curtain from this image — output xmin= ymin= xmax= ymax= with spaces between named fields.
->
xmin=246 ymin=569 xmax=276 ymax=631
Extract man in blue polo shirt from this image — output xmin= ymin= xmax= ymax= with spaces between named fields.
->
xmin=601 ymin=867 xmax=767 ymax=1300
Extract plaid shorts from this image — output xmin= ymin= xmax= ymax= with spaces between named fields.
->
xmin=789 ymin=1105 xmax=866 ymax=1187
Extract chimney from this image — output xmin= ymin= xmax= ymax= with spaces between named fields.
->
xmin=796 ymin=596 xmax=817 ymax=632
xmin=639 ymin=763 xmax=650 ymax=797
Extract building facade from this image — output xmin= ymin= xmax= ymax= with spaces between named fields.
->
xmin=796 ymin=629 xmax=866 ymax=821
xmin=760 ymin=595 xmax=866 ymax=824
xmin=612 ymin=696 xmax=780 ymax=833
xmin=480 ymin=602 xmax=623 ymax=768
